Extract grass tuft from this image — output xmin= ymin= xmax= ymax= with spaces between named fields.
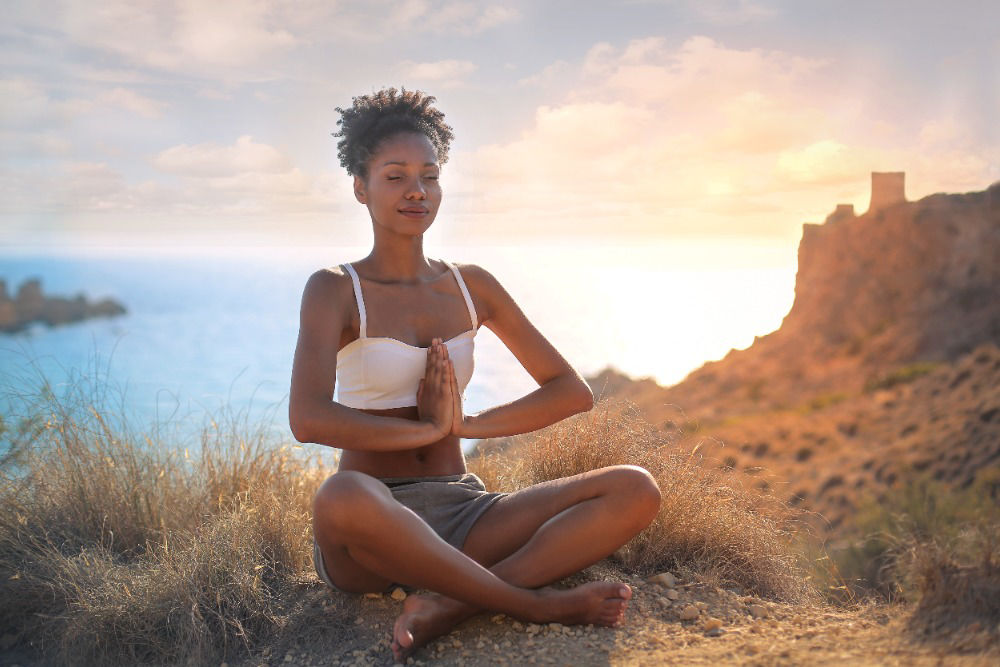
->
xmin=0 ymin=371 xmax=327 ymax=665
xmin=470 ymin=400 xmax=815 ymax=602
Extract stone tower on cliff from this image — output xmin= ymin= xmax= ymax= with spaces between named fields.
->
xmin=868 ymin=171 xmax=906 ymax=213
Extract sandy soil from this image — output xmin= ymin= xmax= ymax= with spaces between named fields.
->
xmin=235 ymin=569 xmax=999 ymax=667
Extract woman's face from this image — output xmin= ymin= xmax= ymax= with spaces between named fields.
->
xmin=354 ymin=131 xmax=442 ymax=236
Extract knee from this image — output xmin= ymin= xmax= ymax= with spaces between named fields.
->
xmin=313 ymin=470 xmax=389 ymax=531
xmin=607 ymin=465 xmax=661 ymax=525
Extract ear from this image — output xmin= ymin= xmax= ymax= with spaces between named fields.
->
xmin=353 ymin=175 xmax=367 ymax=204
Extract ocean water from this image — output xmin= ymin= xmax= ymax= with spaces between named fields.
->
xmin=0 ymin=242 xmax=796 ymax=449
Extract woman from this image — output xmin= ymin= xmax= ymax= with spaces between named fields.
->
xmin=288 ymin=88 xmax=661 ymax=662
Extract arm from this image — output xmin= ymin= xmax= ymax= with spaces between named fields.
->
xmin=288 ymin=269 xmax=450 ymax=451
xmin=452 ymin=264 xmax=594 ymax=440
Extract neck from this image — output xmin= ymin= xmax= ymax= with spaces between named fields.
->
xmin=363 ymin=229 xmax=434 ymax=283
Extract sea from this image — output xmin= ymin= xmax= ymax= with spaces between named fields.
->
xmin=1 ymin=241 xmax=797 ymax=453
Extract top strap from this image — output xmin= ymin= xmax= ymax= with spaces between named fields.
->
xmin=445 ymin=261 xmax=479 ymax=331
xmin=341 ymin=263 xmax=367 ymax=338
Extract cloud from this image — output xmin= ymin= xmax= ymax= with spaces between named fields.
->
xmin=397 ymin=60 xmax=478 ymax=87
xmin=98 ymin=87 xmax=165 ymax=119
xmin=630 ymin=0 xmax=776 ymax=24
xmin=434 ymin=3 xmax=520 ymax=34
xmin=452 ymin=36 xmax=999 ymax=241
xmin=154 ymin=136 xmax=292 ymax=177
xmin=51 ymin=0 xmax=298 ymax=76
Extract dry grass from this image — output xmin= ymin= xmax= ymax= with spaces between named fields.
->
xmin=0 ymin=371 xmax=328 ymax=665
xmin=905 ymin=526 xmax=1000 ymax=640
xmin=469 ymin=400 xmax=815 ymax=603
xmin=1 ymin=370 xmax=816 ymax=665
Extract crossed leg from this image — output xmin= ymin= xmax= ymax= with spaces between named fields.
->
xmin=312 ymin=464 xmax=661 ymax=662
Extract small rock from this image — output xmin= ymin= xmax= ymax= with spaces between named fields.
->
xmin=648 ymin=572 xmax=677 ymax=588
xmin=706 ymin=627 xmax=724 ymax=637
xmin=748 ymin=604 xmax=768 ymax=619
xmin=364 ymin=592 xmax=382 ymax=599
xmin=679 ymin=605 xmax=700 ymax=620
xmin=391 ymin=587 xmax=407 ymax=601
xmin=665 ymin=589 xmax=680 ymax=601
xmin=658 ymin=596 xmax=672 ymax=607
xmin=284 ymin=654 xmax=294 ymax=663
xmin=695 ymin=601 xmax=708 ymax=611
xmin=703 ymin=618 xmax=723 ymax=631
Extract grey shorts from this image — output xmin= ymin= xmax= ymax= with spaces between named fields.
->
xmin=313 ymin=472 xmax=507 ymax=593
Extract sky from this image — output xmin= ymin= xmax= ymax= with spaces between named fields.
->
xmin=2 ymin=0 xmax=998 ymax=250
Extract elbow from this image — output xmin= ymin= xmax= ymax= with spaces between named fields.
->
xmin=288 ymin=405 xmax=315 ymax=444
xmin=572 ymin=379 xmax=595 ymax=414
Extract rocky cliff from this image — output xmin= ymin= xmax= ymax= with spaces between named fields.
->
xmin=597 ymin=180 xmax=1000 ymax=423
xmin=585 ymin=178 xmax=1000 ymax=533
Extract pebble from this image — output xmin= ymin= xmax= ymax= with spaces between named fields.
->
xmin=492 ymin=614 xmax=505 ymax=623
xmin=748 ymin=604 xmax=768 ymax=619
xmin=706 ymin=628 xmax=725 ymax=637
xmin=390 ymin=587 xmax=407 ymax=601
xmin=703 ymin=618 xmax=723 ymax=631
xmin=658 ymin=596 xmax=672 ymax=607
xmin=679 ymin=605 xmax=700 ymax=620
xmin=665 ymin=589 xmax=680 ymax=601
xmin=364 ymin=592 xmax=382 ymax=599
xmin=695 ymin=601 xmax=708 ymax=611
xmin=649 ymin=572 xmax=677 ymax=588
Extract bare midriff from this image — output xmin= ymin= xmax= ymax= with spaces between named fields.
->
xmin=337 ymin=404 xmax=467 ymax=479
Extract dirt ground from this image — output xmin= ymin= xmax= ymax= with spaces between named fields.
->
xmin=236 ymin=569 xmax=999 ymax=667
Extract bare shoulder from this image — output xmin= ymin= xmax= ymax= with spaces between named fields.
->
xmin=449 ymin=262 xmax=518 ymax=325
xmin=300 ymin=265 xmax=355 ymax=321
xmin=449 ymin=261 xmax=499 ymax=291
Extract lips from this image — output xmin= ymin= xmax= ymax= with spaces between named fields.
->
xmin=398 ymin=207 xmax=429 ymax=216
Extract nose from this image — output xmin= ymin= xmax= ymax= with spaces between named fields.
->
xmin=405 ymin=177 xmax=426 ymax=199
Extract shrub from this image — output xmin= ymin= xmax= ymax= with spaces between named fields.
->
xmin=821 ymin=472 xmax=1000 ymax=607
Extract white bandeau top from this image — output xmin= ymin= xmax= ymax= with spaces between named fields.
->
xmin=335 ymin=261 xmax=478 ymax=410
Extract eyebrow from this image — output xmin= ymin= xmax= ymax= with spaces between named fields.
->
xmin=381 ymin=160 xmax=438 ymax=167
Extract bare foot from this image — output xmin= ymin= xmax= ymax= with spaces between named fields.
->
xmin=391 ymin=593 xmax=469 ymax=663
xmin=538 ymin=580 xmax=632 ymax=627
xmin=390 ymin=581 xmax=632 ymax=662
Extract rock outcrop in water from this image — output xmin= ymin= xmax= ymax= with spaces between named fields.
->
xmin=0 ymin=278 xmax=126 ymax=333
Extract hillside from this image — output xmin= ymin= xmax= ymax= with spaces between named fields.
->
xmin=586 ymin=178 xmax=1000 ymax=534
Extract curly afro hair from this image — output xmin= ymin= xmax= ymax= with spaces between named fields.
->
xmin=333 ymin=88 xmax=454 ymax=179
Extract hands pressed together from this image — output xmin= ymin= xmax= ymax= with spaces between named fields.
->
xmin=415 ymin=338 xmax=466 ymax=438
